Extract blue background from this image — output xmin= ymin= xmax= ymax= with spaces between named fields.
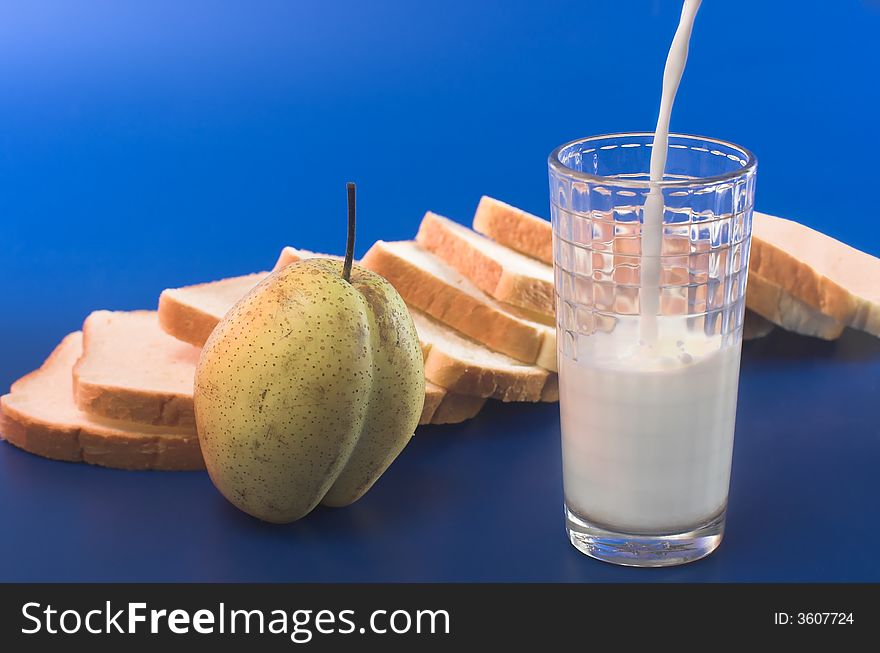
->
xmin=1 ymin=0 xmax=878 ymax=581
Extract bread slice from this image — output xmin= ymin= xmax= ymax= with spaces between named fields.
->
xmin=749 ymin=211 xmax=879 ymax=337
xmin=159 ymin=248 xmax=334 ymax=350
xmin=278 ymin=244 xmax=557 ymax=397
xmin=465 ymin=199 xmax=860 ymax=341
xmin=74 ymin=310 xmax=202 ymax=428
xmin=0 ymin=333 xmax=204 ymax=470
xmin=360 ymin=240 xmax=557 ymax=371
xmin=420 ymin=381 xmax=483 ymax=425
xmin=158 ymin=272 xmax=266 ymax=348
xmin=88 ymin=308 xmax=475 ymax=426
xmin=274 ymin=246 xmax=328 ymax=270
xmin=412 ymin=310 xmax=555 ymax=402
xmin=747 ymin=270 xmax=845 ymax=340
xmin=416 ymin=211 xmax=555 ymax=318
xmin=429 ymin=391 xmax=486 ymax=424
xmin=473 ymin=196 xmax=553 ymax=264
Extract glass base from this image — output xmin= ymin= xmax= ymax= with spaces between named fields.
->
xmin=566 ymin=507 xmax=725 ymax=568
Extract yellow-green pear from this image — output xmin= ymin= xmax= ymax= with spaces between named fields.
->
xmin=194 ymin=184 xmax=425 ymax=522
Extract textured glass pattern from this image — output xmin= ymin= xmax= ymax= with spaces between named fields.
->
xmin=549 ymin=134 xmax=757 ymax=360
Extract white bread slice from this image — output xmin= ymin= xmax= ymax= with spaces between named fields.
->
xmin=158 ymin=272 xmax=266 ymax=348
xmin=0 ymin=333 xmax=204 ymax=470
xmin=360 ymin=240 xmax=557 ymax=371
xmin=473 ymin=196 xmax=553 ymax=264
xmin=158 ymin=273 xmax=485 ymax=423
xmin=749 ymin=211 xmax=879 ymax=337
xmin=88 ymin=309 xmax=470 ymax=426
xmin=159 ymin=248 xmax=334 ymax=351
xmin=465 ymin=198 xmax=857 ymax=341
xmin=412 ymin=310 xmax=556 ymax=402
xmin=421 ymin=381 xmax=483 ymax=425
xmin=747 ymin=271 xmax=844 ymax=340
xmin=416 ymin=211 xmax=555 ymax=318
xmin=74 ymin=310 xmax=201 ymax=428
xmin=274 ymin=246 xmax=328 ymax=270
xmin=420 ymin=381 xmax=445 ymax=424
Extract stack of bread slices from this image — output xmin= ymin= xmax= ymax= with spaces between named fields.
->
xmin=2 ymin=197 xmax=878 ymax=470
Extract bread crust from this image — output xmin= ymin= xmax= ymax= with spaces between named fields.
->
xmin=361 ymin=242 xmax=552 ymax=367
xmin=159 ymin=288 xmax=229 ymax=348
xmin=422 ymin=344 xmax=549 ymax=402
xmin=1 ymin=409 xmax=204 ymax=470
xmin=1 ymin=405 xmax=82 ymax=462
xmin=420 ymin=382 xmax=445 ymax=424
xmin=1 ymin=333 xmax=204 ymax=470
xmin=416 ymin=212 xmax=555 ymax=318
xmin=73 ymin=377 xmax=196 ymax=428
xmin=750 ymin=229 xmax=854 ymax=326
xmin=2 ymin=350 xmax=473 ymax=470
xmin=473 ymin=196 xmax=553 ymax=264
xmin=746 ymin=270 xmax=845 ymax=340
xmin=749 ymin=212 xmax=879 ymax=337
xmin=430 ymin=393 xmax=486 ymax=425
xmin=74 ymin=311 xmax=198 ymax=428
xmin=159 ymin=266 xmax=556 ymax=410
xmin=465 ymin=201 xmax=877 ymax=341
xmin=540 ymin=374 xmax=559 ymax=403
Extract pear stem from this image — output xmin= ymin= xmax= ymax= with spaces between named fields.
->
xmin=343 ymin=182 xmax=356 ymax=283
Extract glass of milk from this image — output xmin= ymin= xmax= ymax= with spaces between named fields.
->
xmin=548 ymin=133 xmax=757 ymax=566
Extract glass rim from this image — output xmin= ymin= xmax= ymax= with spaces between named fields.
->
xmin=548 ymin=132 xmax=757 ymax=189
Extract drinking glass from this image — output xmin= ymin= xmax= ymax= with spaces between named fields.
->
xmin=548 ymin=133 xmax=757 ymax=566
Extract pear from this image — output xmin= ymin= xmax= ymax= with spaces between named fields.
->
xmin=194 ymin=184 xmax=425 ymax=522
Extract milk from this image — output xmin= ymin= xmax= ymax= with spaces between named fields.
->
xmin=641 ymin=0 xmax=702 ymax=345
xmin=560 ymin=0 xmax=741 ymax=535
xmin=561 ymin=318 xmax=741 ymax=533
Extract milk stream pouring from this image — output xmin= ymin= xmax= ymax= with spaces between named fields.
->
xmin=560 ymin=0 xmax=744 ymax=533
xmin=642 ymin=0 xmax=702 ymax=345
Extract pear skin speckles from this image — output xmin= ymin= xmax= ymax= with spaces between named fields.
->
xmin=194 ymin=259 xmax=424 ymax=522
xmin=321 ymin=265 xmax=424 ymax=507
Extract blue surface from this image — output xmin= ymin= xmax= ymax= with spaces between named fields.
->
xmin=1 ymin=0 xmax=879 ymax=582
